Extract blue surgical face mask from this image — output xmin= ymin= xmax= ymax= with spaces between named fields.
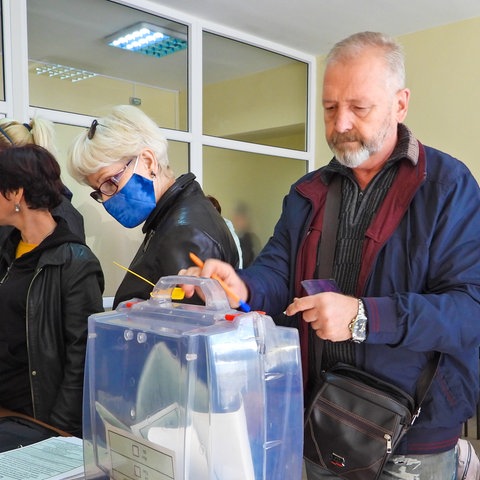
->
xmin=103 ymin=158 xmax=157 ymax=228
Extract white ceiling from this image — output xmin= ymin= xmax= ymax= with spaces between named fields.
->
xmin=148 ymin=0 xmax=480 ymax=56
xmin=26 ymin=0 xmax=480 ymax=92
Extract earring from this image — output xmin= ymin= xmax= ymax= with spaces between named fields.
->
xmin=14 ymin=203 xmax=20 ymax=213
xmin=150 ymin=172 xmax=156 ymax=178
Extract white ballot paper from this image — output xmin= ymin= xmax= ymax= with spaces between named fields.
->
xmin=0 ymin=436 xmax=84 ymax=480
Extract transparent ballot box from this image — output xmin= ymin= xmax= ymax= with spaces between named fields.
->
xmin=83 ymin=276 xmax=303 ymax=479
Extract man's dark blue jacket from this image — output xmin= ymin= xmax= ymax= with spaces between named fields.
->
xmin=239 ymin=131 xmax=480 ymax=454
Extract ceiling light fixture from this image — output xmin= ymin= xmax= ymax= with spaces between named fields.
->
xmin=105 ymin=22 xmax=187 ymax=58
xmin=35 ymin=63 xmax=97 ymax=82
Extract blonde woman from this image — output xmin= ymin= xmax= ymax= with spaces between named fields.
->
xmin=68 ymin=105 xmax=239 ymax=308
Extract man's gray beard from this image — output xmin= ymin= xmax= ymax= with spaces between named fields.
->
xmin=331 ymin=144 xmax=371 ymax=168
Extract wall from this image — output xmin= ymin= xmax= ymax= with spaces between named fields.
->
xmin=314 ymin=17 xmax=480 ymax=183
xmin=203 ymin=62 xmax=308 ymax=139
xmin=203 ymin=147 xmax=307 ymax=248
xmin=400 ymin=17 xmax=480 ymax=179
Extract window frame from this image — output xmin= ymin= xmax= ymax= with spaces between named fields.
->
xmin=1 ymin=0 xmax=316 ymax=183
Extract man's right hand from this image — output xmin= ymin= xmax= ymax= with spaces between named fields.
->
xmin=178 ymin=259 xmax=249 ymax=309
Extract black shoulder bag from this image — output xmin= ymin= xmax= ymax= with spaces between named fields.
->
xmin=303 ymin=175 xmax=440 ymax=480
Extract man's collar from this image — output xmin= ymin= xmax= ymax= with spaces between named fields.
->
xmin=322 ymin=123 xmax=418 ymax=183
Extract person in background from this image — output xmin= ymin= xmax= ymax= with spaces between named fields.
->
xmin=206 ymin=194 xmax=243 ymax=268
xmin=231 ymin=201 xmax=261 ymax=267
xmin=0 ymin=144 xmax=104 ymax=439
xmin=180 ymin=31 xmax=480 ymax=479
xmin=0 ymin=117 xmax=85 ymax=242
xmin=68 ymin=105 xmax=239 ymax=308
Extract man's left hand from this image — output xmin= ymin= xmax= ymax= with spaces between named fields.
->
xmin=285 ymin=292 xmax=358 ymax=342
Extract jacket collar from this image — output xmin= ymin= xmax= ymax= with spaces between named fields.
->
xmin=143 ymin=172 xmax=196 ymax=233
xmin=0 ymin=218 xmax=85 ymax=268
xmin=357 ymin=142 xmax=426 ymax=295
xmin=296 ymin=123 xmax=421 ymax=210
xmin=320 ymin=123 xmax=419 ymax=182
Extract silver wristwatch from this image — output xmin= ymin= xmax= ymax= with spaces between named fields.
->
xmin=349 ymin=298 xmax=367 ymax=343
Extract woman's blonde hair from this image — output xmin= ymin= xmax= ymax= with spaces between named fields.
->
xmin=68 ymin=105 xmax=170 ymax=184
xmin=0 ymin=117 xmax=57 ymax=156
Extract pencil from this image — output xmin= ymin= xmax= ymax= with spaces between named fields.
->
xmin=113 ymin=261 xmax=185 ymax=300
xmin=113 ymin=261 xmax=155 ymax=286
xmin=189 ymin=252 xmax=251 ymax=312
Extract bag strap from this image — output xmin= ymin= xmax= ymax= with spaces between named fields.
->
xmin=313 ymin=174 xmax=441 ymax=412
xmin=0 ymin=406 xmax=71 ymax=437
xmin=316 ymin=175 xmax=342 ymax=279
xmin=310 ymin=175 xmax=342 ymax=380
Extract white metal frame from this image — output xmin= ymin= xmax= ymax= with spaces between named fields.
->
xmin=1 ymin=0 xmax=317 ymax=183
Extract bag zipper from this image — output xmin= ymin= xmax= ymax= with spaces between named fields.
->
xmin=0 ymin=263 xmax=12 ymax=283
xmin=316 ymin=395 xmax=396 ymax=453
xmin=385 ymin=434 xmax=392 ymax=453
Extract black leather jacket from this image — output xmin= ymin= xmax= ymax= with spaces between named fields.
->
xmin=114 ymin=173 xmax=239 ymax=307
xmin=0 ymin=220 xmax=104 ymax=436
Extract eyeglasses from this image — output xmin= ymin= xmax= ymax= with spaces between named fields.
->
xmin=87 ymin=119 xmax=105 ymax=140
xmin=90 ymin=158 xmax=135 ymax=203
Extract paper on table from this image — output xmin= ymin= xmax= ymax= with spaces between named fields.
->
xmin=0 ymin=436 xmax=84 ymax=480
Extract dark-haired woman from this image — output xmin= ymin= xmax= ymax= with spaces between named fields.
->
xmin=0 ymin=144 xmax=104 ymax=440
xmin=0 ymin=116 xmax=85 ymax=241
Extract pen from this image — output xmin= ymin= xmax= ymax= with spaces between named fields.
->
xmin=189 ymin=252 xmax=251 ymax=312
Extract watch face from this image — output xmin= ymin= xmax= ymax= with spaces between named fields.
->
xmin=351 ymin=299 xmax=367 ymax=342
xmin=352 ymin=318 xmax=367 ymax=341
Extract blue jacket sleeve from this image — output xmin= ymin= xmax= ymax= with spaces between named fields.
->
xmin=364 ymin=155 xmax=480 ymax=354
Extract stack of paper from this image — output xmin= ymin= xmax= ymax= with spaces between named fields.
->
xmin=0 ymin=436 xmax=84 ymax=480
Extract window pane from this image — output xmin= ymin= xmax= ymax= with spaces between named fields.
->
xmin=203 ymin=32 xmax=308 ymax=151
xmin=0 ymin=4 xmax=4 ymax=101
xmin=55 ymin=123 xmax=189 ymax=296
xmin=167 ymin=140 xmax=190 ymax=178
xmin=203 ymin=146 xmax=307 ymax=266
xmin=27 ymin=0 xmax=188 ymax=130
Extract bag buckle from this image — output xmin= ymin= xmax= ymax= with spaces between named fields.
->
xmin=330 ymin=453 xmax=345 ymax=468
xmin=385 ymin=434 xmax=392 ymax=453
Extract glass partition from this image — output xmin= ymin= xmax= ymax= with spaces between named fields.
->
xmin=203 ymin=32 xmax=308 ymax=151
xmin=0 ymin=4 xmax=4 ymax=101
xmin=27 ymin=0 xmax=188 ymax=130
xmin=21 ymin=1 xmax=313 ymax=289
xmin=203 ymin=146 xmax=307 ymax=266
